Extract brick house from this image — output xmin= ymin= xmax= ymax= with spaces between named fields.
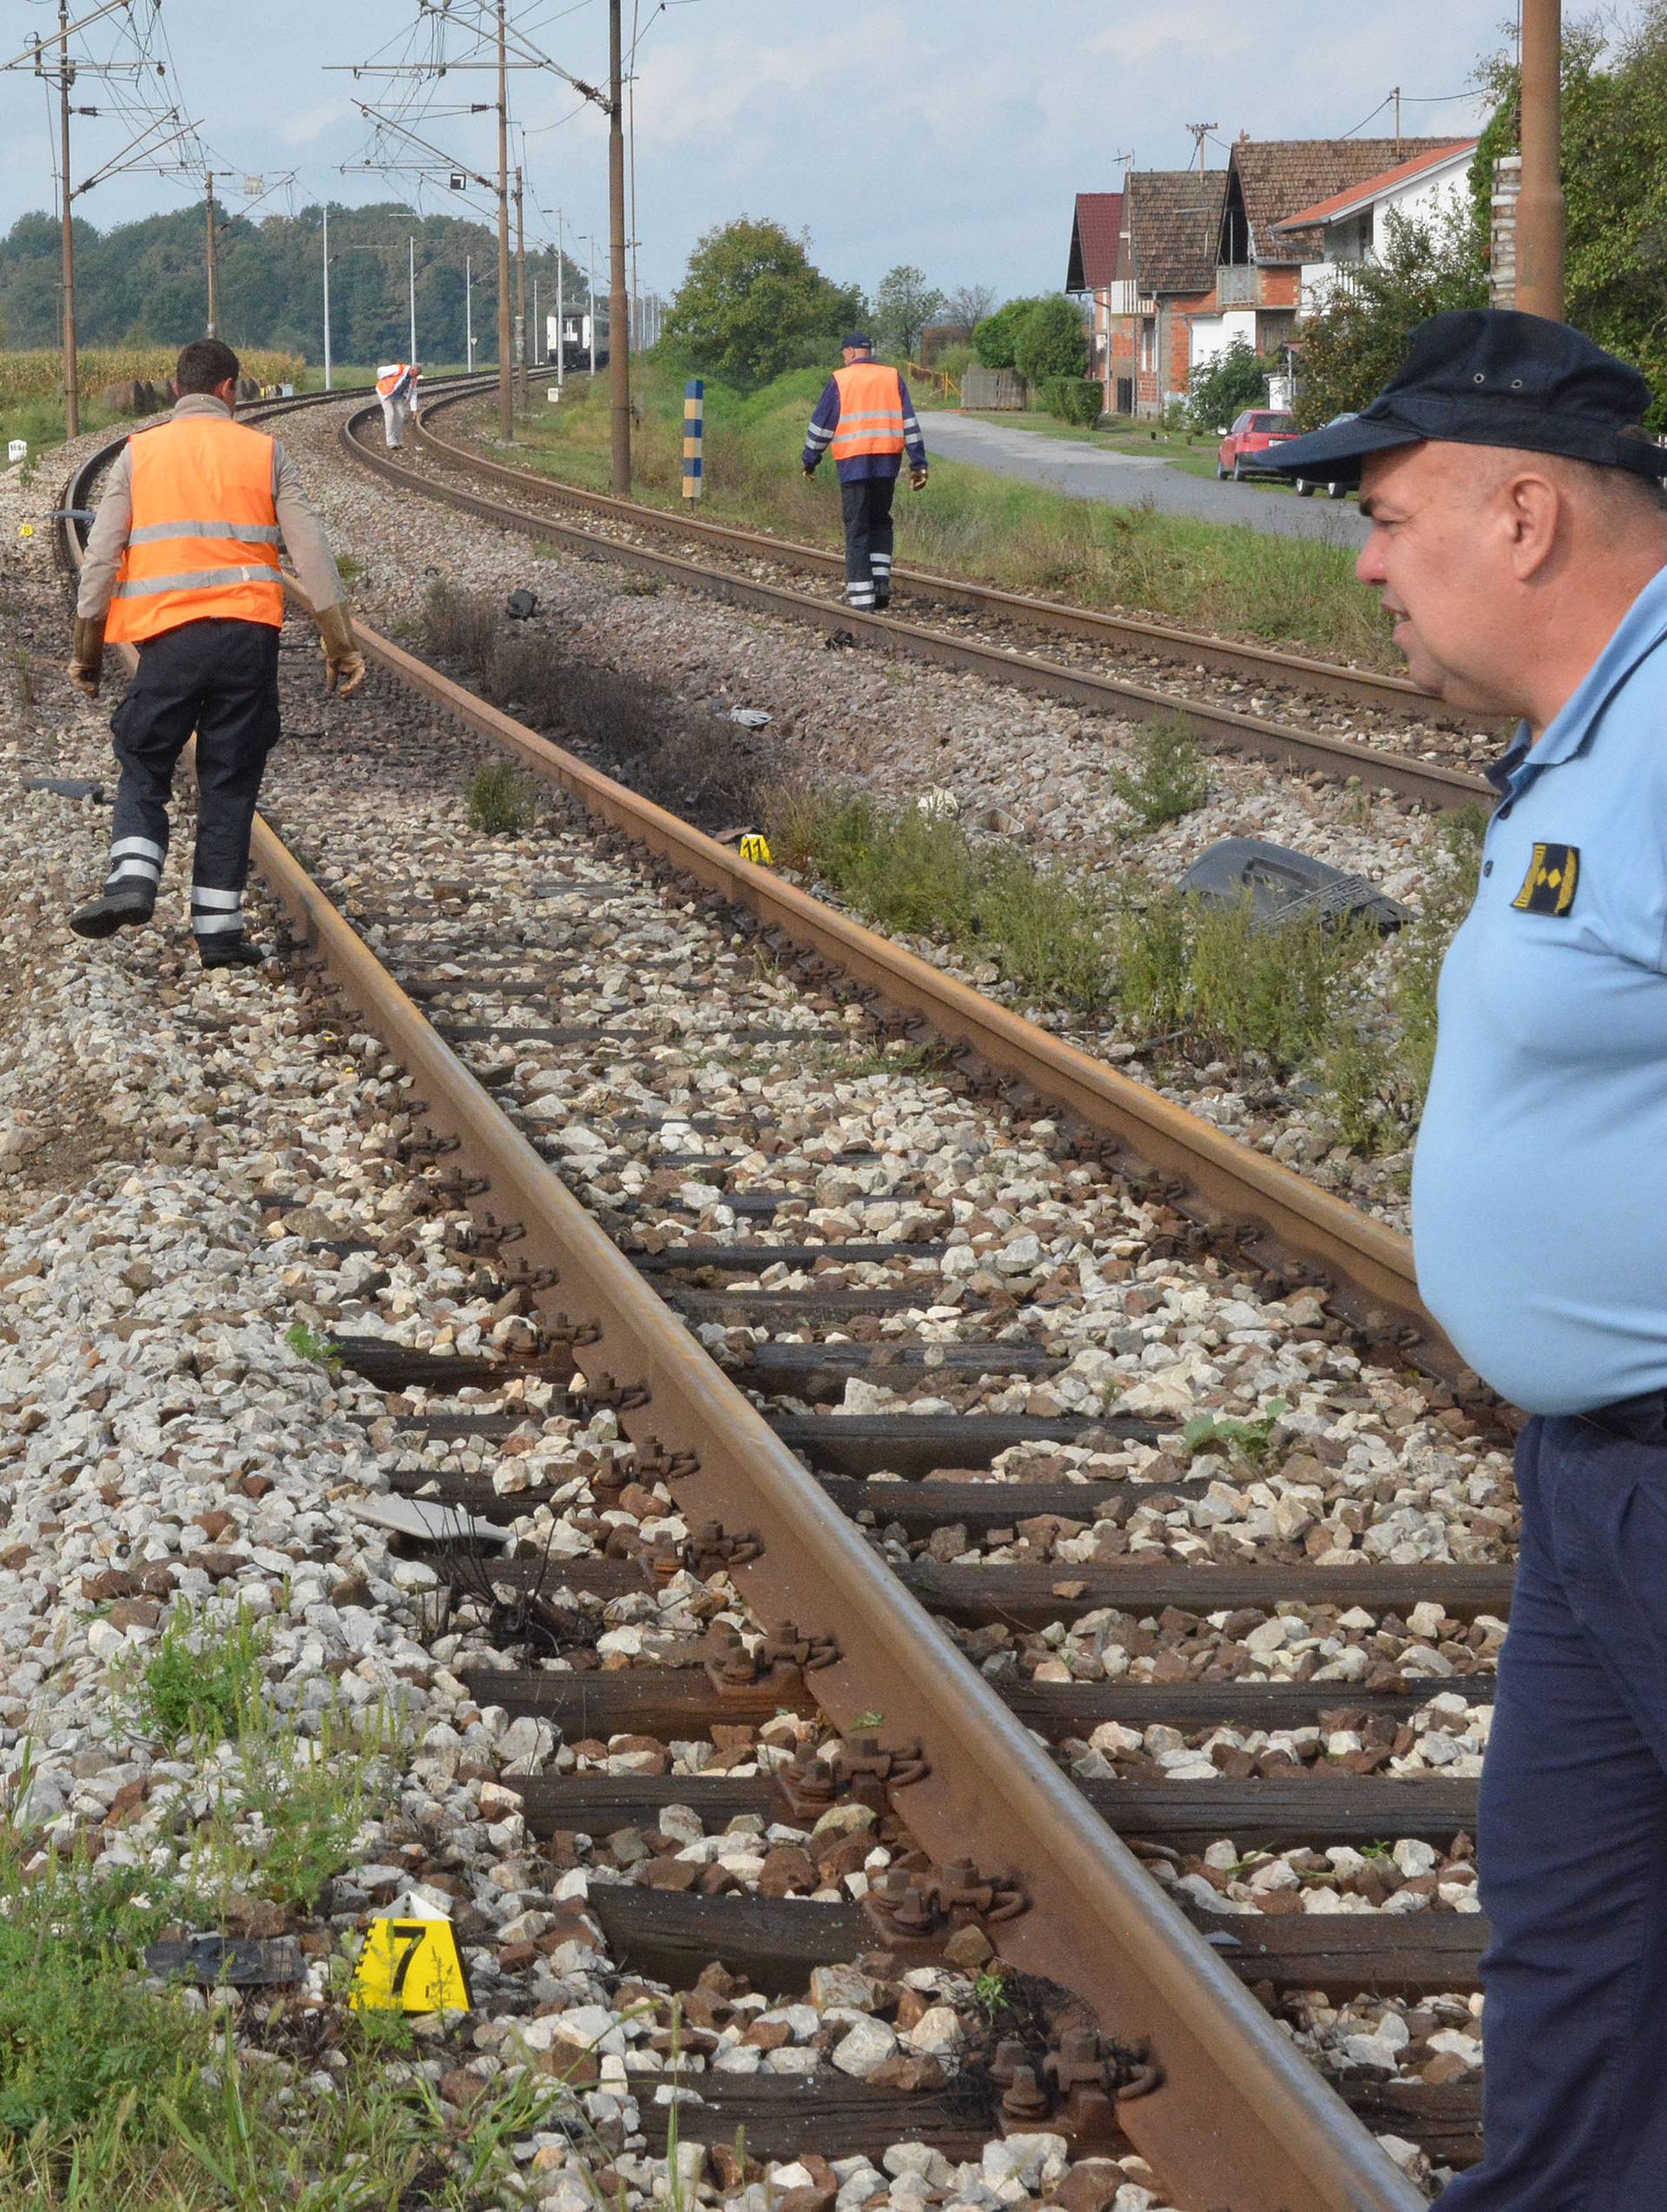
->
xmin=1269 ymin=139 xmax=1479 ymax=314
xmin=1190 ymin=135 xmax=1466 ymax=387
xmin=1066 ymin=170 xmax=1228 ymax=418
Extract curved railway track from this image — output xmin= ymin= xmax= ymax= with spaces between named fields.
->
xmin=345 ymin=387 xmax=1496 ymax=817
xmin=53 ymin=395 xmax=1507 ymax=2211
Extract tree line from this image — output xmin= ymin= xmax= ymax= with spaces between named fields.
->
xmin=0 ymin=201 xmax=585 ymax=366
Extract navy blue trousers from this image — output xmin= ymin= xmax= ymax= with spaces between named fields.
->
xmin=107 ymin=617 xmax=280 ymax=937
xmin=1435 ymin=1399 xmax=1667 ymax=2210
xmin=839 ymin=474 xmax=896 ymax=610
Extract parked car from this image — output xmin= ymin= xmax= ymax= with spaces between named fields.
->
xmin=1295 ymin=412 xmax=1359 ymax=499
xmin=1216 ymin=408 xmax=1299 ymax=481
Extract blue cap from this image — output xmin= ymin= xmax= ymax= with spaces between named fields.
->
xmin=1268 ymin=310 xmax=1667 ymax=488
xmin=841 ymin=332 xmax=873 ymax=352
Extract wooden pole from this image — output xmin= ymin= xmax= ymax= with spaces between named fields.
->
xmin=1517 ymin=0 xmax=1565 ymax=320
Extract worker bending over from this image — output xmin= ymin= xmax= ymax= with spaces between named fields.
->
xmin=376 ymin=360 xmax=421 ymax=449
xmin=801 ymin=333 xmax=927 ymax=612
xmin=67 ymin=336 xmax=366 ymax=968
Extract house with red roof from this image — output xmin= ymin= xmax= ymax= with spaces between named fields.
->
xmin=1270 ymin=139 xmax=1479 ymax=314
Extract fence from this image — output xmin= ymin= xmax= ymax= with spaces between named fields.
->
xmin=958 ymin=367 xmax=1027 ymax=411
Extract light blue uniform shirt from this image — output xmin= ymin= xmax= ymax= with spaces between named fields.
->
xmin=1413 ymin=563 xmax=1667 ymax=1415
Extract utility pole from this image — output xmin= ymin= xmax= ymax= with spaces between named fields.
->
xmin=466 ymin=252 xmax=475 ymax=369
xmin=514 ymin=162 xmax=528 ymax=402
xmin=532 ymin=273 xmax=539 ymax=366
xmin=58 ymin=5 xmax=78 ymax=435
xmin=322 ymin=204 xmax=333 ymax=389
xmin=408 ymin=233 xmax=418 ymax=360
xmin=204 ymin=172 xmax=220 ymax=335
xmin=496 ymin=0 xmax=514 ymax=439
xmin=609 ymin=0 xmax=631 ymax=490
xmin=556 ymin=207 xmax=565 ymax=392
xmin=1186 ymin=121 xmax=1216 ymax=180
xmin=1391 ymin=87 xmax=1402 ymax=159
xmin=1518 ymin=0 xmax=1565 ymax=320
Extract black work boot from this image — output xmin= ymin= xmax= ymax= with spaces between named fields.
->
xmin=197 ymin=934 xmax=267 ymax=971
xmin=70 ymin=885 xmax=155 ymax=939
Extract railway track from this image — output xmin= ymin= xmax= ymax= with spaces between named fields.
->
xmin=55 ymin=397 xmax=1510 ymax=2210
xmin=344 ymin=387 xmax=1497 ymax=818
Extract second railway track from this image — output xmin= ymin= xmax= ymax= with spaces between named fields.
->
xmin=54 ymin=400 xmax=1513 ymax=2209
xmin=346 ymin=387 xmax=1498 ymax=816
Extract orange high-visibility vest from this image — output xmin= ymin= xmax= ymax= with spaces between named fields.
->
xmin=830 ymin=362 xmax=906 ymax=464
xmin=377 ymin=363 xmax=414 ymax=397
xmin=107 ymin=416 xmax=283 ymax=645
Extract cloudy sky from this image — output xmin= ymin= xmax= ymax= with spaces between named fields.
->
xmin=1 ymin=1 xmax=1521 ymax=303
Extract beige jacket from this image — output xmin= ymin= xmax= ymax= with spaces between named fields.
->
xmin=76 ymin=393 xmax=344 ymax=623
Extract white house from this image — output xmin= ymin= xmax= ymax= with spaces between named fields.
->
xmin=1272 ymin=138 xmax=1478 ymax=316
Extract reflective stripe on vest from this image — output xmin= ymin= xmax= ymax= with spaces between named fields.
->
xmin=377 ymin=364 xmax=412 ymax=397
xmin=106 ymin=416 xmax=284 ymax=645
xmin=830 ymin=363 xmax=906 ymax=462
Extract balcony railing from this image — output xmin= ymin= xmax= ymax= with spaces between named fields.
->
xmin=1103 ymin=280 xmax=1155 ymax=317
xmin=1215 ymin=263 xmax=1256 ymax=307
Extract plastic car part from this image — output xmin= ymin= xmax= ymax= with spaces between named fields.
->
xmin=1176 ymin=837 xmax=1409 ymax=934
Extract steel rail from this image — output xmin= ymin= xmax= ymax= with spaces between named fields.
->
xmin=57 ymin=409 xmax=1427 ymax=2211
xmin=339 ymin=609 xmax=1449 ymax=1373
xmin=413 ymin=384 xmax=1432 ymax=719
xmin=340 ymin=399 xmax=1492 ymax=814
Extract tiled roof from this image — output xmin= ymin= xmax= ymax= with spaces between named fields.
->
xmin=1125 ymin=168 xmax=1228 ymax=295
xmin=1230 ymin=136 xmax=1464 ymax=261
xmin=1272 ymin=140 xmax=1479 ymax=233
xmin=1066 ymin=192 xmax=1123 ymax=291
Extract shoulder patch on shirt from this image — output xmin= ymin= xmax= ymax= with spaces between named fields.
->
xmin=1512 ymin=842 xmax=1579 ymax=916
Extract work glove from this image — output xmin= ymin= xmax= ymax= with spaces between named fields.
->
xmin=318 ymin=601 xmax=367 ymax=697
xmin=910 ymin=467 xmax=928 ymax=492
xmin=67 ymin=613 xmax=107 ymax=699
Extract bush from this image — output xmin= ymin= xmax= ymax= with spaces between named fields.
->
xmin=972 ymin=295 xmax=1049 ymax=369
xmin=1187 ymin=338 xmax=1274 ymax=434
xmin=1011 ymin=295 xmax=1090 ymax=383
xmin=1039 ymin=375 xmax=1103 ymax=426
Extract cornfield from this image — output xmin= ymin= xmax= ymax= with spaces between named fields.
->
xmin=0 ymin=348 xmax=306 ymax=403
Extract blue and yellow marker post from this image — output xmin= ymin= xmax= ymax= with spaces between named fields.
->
xmin=682 ymin=378 xmax=704 ymax=501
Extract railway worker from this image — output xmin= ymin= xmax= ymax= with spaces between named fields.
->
xmin=801 ymin=332 xmax=928 ymax=613
xmin=375 ymin=360 xmax=421 ymax=448
xmin=66 ymin=335 xmax=366 ymax=968
xmin=1270 ymin=310 xmax=1667 ymax=2211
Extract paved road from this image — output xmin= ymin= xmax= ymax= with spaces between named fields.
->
xmin=920 ymin=412 xmax=1370 ymax=548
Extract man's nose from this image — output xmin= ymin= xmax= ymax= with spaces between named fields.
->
xmin=1355 ymin=531 xmax=1387 ymax=586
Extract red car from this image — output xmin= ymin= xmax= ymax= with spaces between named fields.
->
xmin=1216 ymin=408 xmax=1299 ymax=481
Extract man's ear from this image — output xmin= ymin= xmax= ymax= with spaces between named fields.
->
xmin=1504 ymin=470 xmax=1563 ymax=582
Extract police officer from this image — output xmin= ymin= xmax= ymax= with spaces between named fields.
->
xmin=376 ymin=360 xmax=421 ymax=448
xmin=801 ymin=332 xmax=928 ymax=612
xmin=1271 ymin=313 xmax=1667 ymax=2210
xmin=67 ymin=336 xmax=366 ymax=967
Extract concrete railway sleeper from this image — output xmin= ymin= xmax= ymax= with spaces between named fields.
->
xmin=53 ymin=404 xmax=1514 ymax=2209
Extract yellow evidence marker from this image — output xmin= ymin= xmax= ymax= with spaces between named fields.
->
xmin=739 ymin=833 xmax=772 ymax=866
xmin=350 ymin=1888 xmax=472 ymax=2015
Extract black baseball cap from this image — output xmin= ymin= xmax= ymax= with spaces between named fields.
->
xmin=841 ymin=331 xmax=873 ymax=351
xmin=1267 ymin=310 xmax=1667 ymax=489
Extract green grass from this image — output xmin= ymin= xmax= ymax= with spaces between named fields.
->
xmin=771 ymin=789 xmax=1118 ymax=1014
xmin=0 ymin=394 xmax=128 ymax=459
xmin=285 ymin=1318 xmax=341 ymax=1372
xmin=486 ymin=361 xmax=1388 ymax=664
xmin=1106 ymin=715 xmax=1210 ymax=829
xmin=136 ymin=1602 xmax=268 ymax=1744
xmin=465 ymin=758 xmax=538 ymax=836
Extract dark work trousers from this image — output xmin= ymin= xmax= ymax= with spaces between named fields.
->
xmin=106 ymin=617 xmax=281 ymax=941
xmin=1433 ymin=1397 xmax=1667 ymax=2211
xmin=840 ymin=474 xmax=897 ymax=611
